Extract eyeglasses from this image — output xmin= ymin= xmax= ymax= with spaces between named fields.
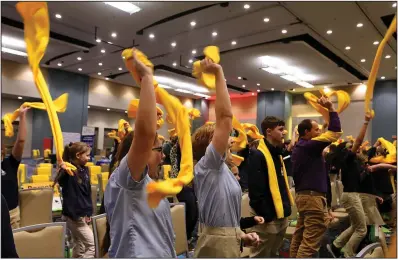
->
xmin=152 ymin=147 xmax=163 ymax=152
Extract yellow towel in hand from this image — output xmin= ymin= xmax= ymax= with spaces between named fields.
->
xmin=118 ymin=119 xmax=132 ymax=137
xmin=2 ymin=93 xmax=68 ymax=137
xmin=231 ymin=116 xmax=247 ymax=152
xmin=242 ymin=123 xmax=265 ymax=140
xmin=370 ymin=138 xmax=397 ymax=164
xmin=192 ymin=46 xmax=220 ymax=89
xmin=128 ymin=99 xmax=165 ymax=129
xmin=16 ymin=2 xmax=75 ymax=175
xmin=123 ymin=49 xmax=193 ymax=208
xmin=365 ymin=15 xmax=396 ymax=116
xmin=107 ymin=130 xmax=121 ymax=143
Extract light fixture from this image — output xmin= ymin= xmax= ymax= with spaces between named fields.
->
xmin=107 ymin=108 xmax=110 ymax=111
xmin=361 ymin=59 xmax=366 ymax=62
xmin=18 ymin=96 xmax=23 ymax=100
xmin=171 ymin=42 xmax=177 ymax=47
xmin=238 ymin=76 xmax=242 ymax=79
xmin=149 ymin=33 xmax=155 ymax=39
xmin=326 ymin=30 xmax=333 ymax=34
xmin=172 ymin=62 xmax=177 ymax=67
xmin=77 ymin=57 xmax=82 ymax=60
xmin=242 ymin=85 xmax=246 ymax=88
xmin=111 ymin=32 xmax=117 ymax=38
xmin=358 ymin=84 xmax=367 ymax=92
xmin=393 ymin=3 xmax=397 ymax=8
xmin=2 ymin=35 xmax=26 ymax=48
xmin=295 ymin=81 xmax=314 ymax=88
xmin=194 ymin=93 xmax=211 ymax=99
xmin=345 ymin=46 xmax=351 ymax=50
xmin=155 ymin=75 xmax=209 ymax=93
xmin=98 ymin=62 xmax=103 ymax=66
xmin=96 ymin=38 xmax=101 ymax=43
xmin=104 ymin=2 xmax=141 ymax=14
xmin=381 ymin=76 xmax=386 ymax=80
xmin=271 ymin=88 xmax=275 ymax=91
xmin=108 ymin=41 xmax=113 ymax=44
xmin=57 ymin=63 xmax=62 ymax=67
xmin=323 ymin=86 xmax=331 ymax=94
xmin=1 ymin=47 xmax=27 ymax=57
xmin=78 ymin=68 xmax=82 ymax=71
xmin=231 ymin=41 xmax=237 ymax=45
xmin=106 ymin=77 xmax=110 ymax=80
xmin=212 ymin=31 xmax=218 ymax=37
xmin=281 ymin=75 xmax=299 ymax=82
xmin=125 ymin=111 xmax=127 ymax=113
xmin=98 ymin=72 xmax=102 ymax=75
xmin=282 ymin=29 xmax=287 ymax=34
xmin=373 ymin=41 xmax=379 ymax=45
xmin=55 ymin=13 xmax=62 ymax=19
xmin=357 ymin=23 xmax=363 ymax=28
xmin=175 ymin=88 xmax=193 ymax=94
xmin=263 ymin=17 xmax=270 ymax=22
xmin=262 ymin=67 xmax=282 ymax=74
xmin=192 ymin=49 xmax=197 ymax=54
xmin=257 ymin=83 xmax=260 ymax=86
xmin=189 ymin=59 xmax=193 ymax=63
xmin=87 ymin=106 xmax=90 ymax=109
xmin=190 ymin=21 xmax=196 ymax=27
xmin=101 ymin=49 xmax=106 ymax=53
xmin=251 ymin=93 xmax=255 ymax=96
xmin=244 ymin=4 xmax=250 ymax=9
xmin=257 ymin=89 xmax=260 ymax=92
xmin=385 ymin=55 xmax=391 ymax=59
xmin=118 ymin=67 xmax=122 ymax=71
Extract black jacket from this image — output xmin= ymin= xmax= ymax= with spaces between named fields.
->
xmin=248 ymin=139 xmax=292 ymax=222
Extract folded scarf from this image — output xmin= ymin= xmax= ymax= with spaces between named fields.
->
xmin=192 ymin=46 xmax=220 ymax=89
xmin=16 ymin=2 xmax=75 ymax=174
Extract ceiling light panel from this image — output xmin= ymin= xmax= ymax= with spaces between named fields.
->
xmin=104 ymin=2 xmax=141 ymax=14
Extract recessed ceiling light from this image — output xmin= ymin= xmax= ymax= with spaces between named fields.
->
xmin=282 ymin=29 xmax=287 ymax=34
xmin=96 ymin=38 xmax=101 ymax=43
xmin=98 ymin=72 xmax=102 ymax=75
xmin=242 ymin=85 xmax=246 ymax=88
xmin=271 ymin=88 xmax=275 ymax=91
xmin=231 ymin=41 xmax=237 ymax=45
xmin=393 ymin=3 xmax=397 ymax=8
xmin=190 ymin=21 xmax=196 ymax=27
xmin=361 ymin=59 xmax=366 ymax=62
xmin=18 ymin=96 xmax=23 ymax=100
xmin=326 ymin=30 xmax=333 ymax=34
xmin=118 ymin=67 xmax=122 ymax=71
xmin=263 ymin=17 xmax=270 ymax=22
xmin=257 ymin=89 xmax=260 ymax=92
xmin=357 ymin=23 xmax=363 ymax=28
xmin=125 ymin=111 xmax=127 ymax=113
xmin=101 ymin=49 xmax=105 ymax=53
xmin=373 ymin=41 xmax=379 ymax=45
xmin=57 ymin=63 xmax=62 ymax=66
xmin=244 ymin=4 xmax=250 ymax=9
xmin=108 ymin=41 xmax=113 ymax=44
xmin=192 ymin=49 xmax=197 ymax=54
xmin=171 ymin=42 xmax=176 ymax=47
xmin=251 ymin=93 xmax=255 ymax=96
xmin=87 ymin=106 xmax=90 ymax=109
xmin=98 ymin=62 xmax=103 ymax=66
xmin=105 ymin=77 xmax=110 ymax=80
xmin=149 ymin=33 xmax=155 ymax=39
xmin=172 ymin=62 xmax=177 ymax=67
xmin=78 ymin=68 xmax=82 ymax=71
xmin=104 ymin=2 xmax=141 ymax=14
xmin=111 ymin=32 xmax=117 ymax=38
xmin=212 ymin=31 xmax=218 ymax=37
xmin=345 ymin=46 xmax=351 ymax=50
xmin=77 ymin=57 xmax=82 ymax=60
xmin=238 ymin=76 xmax=242 ymax=79
xmin=189 ymin=59 xmax=193 ymax=63
xmin=107 ymin=108 xmax=110 ymax=111
xmin=385 ymin=55 xmax=391 ymax=59
xmin=381 ymin=76 xmax=386 ymax=80
xmin=292 ymin=89 xmax=295 ymax=92
xmin=257 ymin=83 xmax=260 ymax=86
xmin=55 ymin=13 xmax=62 ymax=19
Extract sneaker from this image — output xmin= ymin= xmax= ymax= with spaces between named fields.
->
xmin=327 ymin=244 xmax=341 ymax=258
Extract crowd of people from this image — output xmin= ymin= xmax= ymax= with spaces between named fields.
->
xmin=1 ymin=51 xmax=396 ymax=259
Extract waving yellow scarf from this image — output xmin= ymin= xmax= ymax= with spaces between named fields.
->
xmin=2 ymin=93 xmax=68 ymax=137
xmin=231 ymin=116 xmax=248 ymax=152
xmin=118 ymin=119 xmax=132 ymax=135
xmin=370 ymin=138 xmax=397 ymax=164
xmin=242 ymin=123 xmax=265 ymax=140
xmin=304 ymin=90 xmax=350 ymax=123
xmin=107 ymin=130 xmax=121 ymax=143
xmin=128 ymin=99 xmax=165 ymax=129
xmin=16 ymin=2 xmax=75 ymax=174
xmin=122 ymin=48 xmax=193 ymax=208
xmin=192 ymin=46 xmax=220 ymax=89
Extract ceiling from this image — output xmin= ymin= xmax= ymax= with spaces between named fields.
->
xmin=2 ymin=1 xmax=397 ymax=98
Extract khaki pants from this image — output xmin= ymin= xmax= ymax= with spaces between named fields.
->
xmin=64 ymin=216 xmax=95 ymax=258
xmin=333 ymin=192 xmax=367 ymax=257
xmin=194 ymin=224 xmax=242 ymax=258
xmin=249 ymin=207 xmax=288 ymax=258
xmin=359 ymin=193 xmax=384 ymax=225
xmin=290 ymin=194 xmax=328 ymax=258
xmin=10 ymin=206 xmax=20 ymax=229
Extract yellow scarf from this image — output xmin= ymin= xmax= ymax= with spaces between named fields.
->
xmin=128 ymin=99 xmax=165 ymax=129
xmin=192 ymin=46 xmax=220 ymax=89
xmin=2 ymin=93 xmax=68 ymax=137
xmin=370 ymin=138 xmax=397 ymax=164
xmin=117 ymin=119 xmax=132 ymax=135
xmin=107 ymin=130 xmax=121 ymax=143
xmin=231 ymin=116 xmax=248 ymax=152
xmin=365 ymin=15 xmax=396 ymax=116
xmin=122 ymin=49 xmax=193 ymax=208
xmin=16 ymin=2 xmax=75 ymax=174
xmin=304 ymin=90 xmax=350 ymax=123
xmin=242 ymin=123 xmax=265 ymax=140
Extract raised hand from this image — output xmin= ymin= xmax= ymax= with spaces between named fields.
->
xmin=317 ymin=96 xmax=334 ymax=111
xmin=201 ymin=58 xmax=221 ymax=74
xmin=132 ymin=48 xmax=153 ymax=79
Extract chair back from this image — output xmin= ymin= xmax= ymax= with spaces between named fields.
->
xmin=97 ymin=173 xmax=109 ymax=204
xmin=19 ymin=188 xmax=53 ymax=227
xmin=92 ymin=214 xmax=107 ymax=258
xmin=17 ymin=164 xmax=27 ymax=188
xmin=13 ymin=222 xmax=66 ymax=258
xmin=101 ymin=164 xmax=109 ymax=173
xmin=241 ymin=193 xmax=250 ymax=218
xmin=91 ymin=185 xmax=98 ymax=216
xmin=31 ymin=175 xmax=50 ymax=183
xmin=36 ymin=166 xmax=52 ymax=176
xmin=331 ymin=182 xmax=338 ymax=208
xmin=377 ymin=226 xmax=388 ymax=257
xmin=170 ymin=203 xmax=188 ymax=256
xmin=89 ymin=166 xmax=101 ymax=185
xmin=86 ymin=162 xmax=94 ymax=167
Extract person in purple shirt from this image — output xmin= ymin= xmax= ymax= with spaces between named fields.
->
xmin=290 ymin=96 xmax=343 ymax=258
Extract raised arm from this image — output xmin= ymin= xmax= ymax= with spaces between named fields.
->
xmin=205 ymin=59 xmax=232 ymax=156
xmin=368 ymin=163 xmax=397 ymax=173
xmin=127 ymin=51 xmax=157 ymax=181
xmin=12 ymin=106 xmax=29 ymax=161
xmin=351 ymin=112 xmax=372 ymax=153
